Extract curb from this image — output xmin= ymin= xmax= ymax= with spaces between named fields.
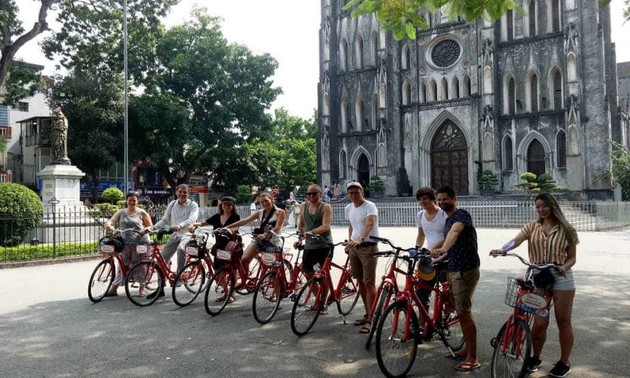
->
xmin=0 ymin=254 xmax=101 ymax=269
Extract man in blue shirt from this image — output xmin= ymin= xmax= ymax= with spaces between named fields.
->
xmin=431 ymin=186 xmax=480 ymax=372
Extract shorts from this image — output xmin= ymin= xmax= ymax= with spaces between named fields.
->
xmin=302 ymin=247 xmax=329 ymax=273
xmin=551 ymin=269 xmax=575 ymax=291
xmin=348 ymin=244 xmax=378 ymax=285
xmin=447 ymin=267 xmax=480 ymax=313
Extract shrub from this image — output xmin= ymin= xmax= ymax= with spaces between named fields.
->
xmin=0 ymin=183 xmax=43 ymax=247
xmin=514 ymin=172 xmax=562 ymax=198
xmin=368 ymin=175 xmax=385 ymax=192
xmin=102 ymin=187 xmax=123 ymax=204
xmin=478 ymin=170 xmax=499 ymax=190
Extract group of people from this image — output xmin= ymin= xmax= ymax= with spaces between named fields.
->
xmin=103 ymin=182 xmax=578 ymax=378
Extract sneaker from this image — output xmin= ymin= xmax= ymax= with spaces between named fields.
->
xmin=548 ymin=361 xmax=571 ymax=377
xmin=525 ymin=356 xmax=542 ymax=372
xmin=146 ymin=288 xmax=165 ymax=299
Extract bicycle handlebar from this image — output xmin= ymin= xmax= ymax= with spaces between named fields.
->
xmin=491 ymin=251 xmax=560 ymax=271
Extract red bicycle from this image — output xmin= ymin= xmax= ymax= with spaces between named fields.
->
xmin=374 ymin=245 xmax=464 ymax=378
xmin=203 ymin=231 xmax=270 ymax=316
xmin=171 ymin=228 xmax=216 ymax=307
xmin=252 ymin=232 xmax=305 ymax=324
xmin=489 ymin=252 xmax=557 ymax=378
xmin=88 ymin=228 xmax=148 ymax=303
xmin=124 ymin=230 xmax=185 ymax=307
xmin=290 ymin=236 xmax=360 ymax=336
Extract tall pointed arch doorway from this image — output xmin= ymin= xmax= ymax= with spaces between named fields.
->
xmin=527 ymin=139 xmax=545 ymax=176
xmin=357 ymin=154 xmax=370 ymax=188
xmin=431 ymin=121 xmax=469 ymax=194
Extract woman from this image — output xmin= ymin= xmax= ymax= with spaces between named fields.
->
xmin=291 ymin=200 xmax=301 ymax=227
xmin=104 ymin=191 xmax=153 ymax=296
xmin=490 ymin=193 xmax=578 ymax=378
xmin=223 ymin=192 xmax=286 ymax=274
xmin=188 ymin=196 xmax=240 ymax=234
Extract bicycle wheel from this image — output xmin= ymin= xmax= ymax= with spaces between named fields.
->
xmin=365 ymin=285 xmax=392 ymax=349
xmin=172 ymin=261 xmax=206 ymax=307
xmin=336 ymin=274 xmax=360 ymax=315
xmin=88 ymin=259 xmax=115 ymax=303
xmin=125 ymin=261 xmax=164 ymax=307
xmin=490 ymin=318 xmax=532 ymax=378
xmin=252 ymin=271 xmax=283 ymax=324
xmin=440 ymin=299 xmax=465 ymax=351
xmin=204 ymin=267 xmax=235 ymax=316
xmin=236 ymin=255 xmax=262 ymax=295
xmin=290 ymin=279 xmax=324 ymax=336
xmin=375 ymin=301 xmax=420 ymax=378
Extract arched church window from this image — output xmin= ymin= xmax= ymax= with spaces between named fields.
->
xmin=503 ymin=135 xmax=514 ymax=171
xmin=556 ymin=130 xmax=567 ymax=168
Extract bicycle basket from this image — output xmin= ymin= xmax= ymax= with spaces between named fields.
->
xmin=98 ymin=235 xmax=124 ymax=254
xmin=261 ymin=251 xmax=283 ymax=267
xmin=184 ymin=238 xmax=203 ymax=258
xmin=505 ymin=277 xmax=550 ymax=317
xmin=216 ymin=240 xmax=243 ymax=262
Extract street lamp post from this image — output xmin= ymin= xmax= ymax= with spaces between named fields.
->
xmin=123 ymin=0 xmax=129 ymax=193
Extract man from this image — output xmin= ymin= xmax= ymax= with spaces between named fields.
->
xmin=297 ymin=184 xmax=333 ymax=285
xmin=344 ymin=181 xmax=379 ymax=334
xmin=414 ymin=187 xmax=447 ymax=312
xmin=430 ymin=186 xmax=481 ymax=371
xmin=143 ymin=184 xmax=199 ymax=298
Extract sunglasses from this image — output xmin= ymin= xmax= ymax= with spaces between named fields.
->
xmin=305 ymin=192 xmax=319 ymax=196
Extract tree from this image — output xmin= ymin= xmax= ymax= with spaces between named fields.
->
xmin=128 ymin=9 xmax=281 ymax=191
xmin=345 ymin=0 xmax=620 ymax=40
xmin=1 ymin=0 xmax=178 ymax=102
xmin=611 ymin=141 xmax=630 ymax=200
xmin=242 ymin=109 xmax=317 ymax=191
xmin=47 ymin=69 xmax=124 ymax=203
xmin=102 ymin=187 xmax=123 ymax=204
xmin=514 ymin=172 xmax=562 ymax=198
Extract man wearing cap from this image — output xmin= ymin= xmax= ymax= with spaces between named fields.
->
xmin=344 ymin=181 xmax=380 ymax=333
xmin=143 ymin=184 xmax=199 ymax=298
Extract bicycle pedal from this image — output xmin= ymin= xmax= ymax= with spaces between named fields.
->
xmin=490 ymin=337 xmax=497 ymax=348
xmin=289 ymin=294 xmax=297 ymax=301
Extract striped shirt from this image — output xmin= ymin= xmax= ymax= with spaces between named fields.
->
xmin=521 ymin=221 xmax=574 ymax=265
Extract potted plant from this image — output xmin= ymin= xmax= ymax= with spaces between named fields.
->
xmin=478 ymin=170 xmax=499 ymax=195
xmin=368 ymin=175 xmax=385 ymax=198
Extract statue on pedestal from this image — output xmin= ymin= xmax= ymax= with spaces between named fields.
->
xmin=51 ymin=107 xmax=71 ymax=165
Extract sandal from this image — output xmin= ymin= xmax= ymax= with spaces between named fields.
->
xmin=354 ymin=314 xmax=369 ymax=326
xmin=445 ymin=351 xmax=467 ymax=361
xmin=320 ymin=306 xmax=328 ymax=315
xmin=455 ymin=360 xmax=481 ymax=372
xmin=359 ymin=323 xmax=371 ymax=334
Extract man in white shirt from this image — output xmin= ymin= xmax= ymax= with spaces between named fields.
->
xmin=344 ymin=181 xmax=379 ymax=333
xmin=144 ymin=184 xmax=199 ymax=298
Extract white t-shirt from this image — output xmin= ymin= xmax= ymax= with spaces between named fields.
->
xmin=345 ymin=200 xmax=379 ymax=240
xmin=415 ymin=208 xmax=447 ymax=248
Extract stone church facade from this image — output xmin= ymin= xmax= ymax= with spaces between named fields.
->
xmin=317 ymin=0 xmax=622 ymax=199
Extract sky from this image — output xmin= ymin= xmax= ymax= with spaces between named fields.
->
xmin=15 ymin=0 xmax=630 ymax=120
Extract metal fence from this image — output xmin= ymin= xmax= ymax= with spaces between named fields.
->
xmin=2 ymin=200 xmax=630 ymax=263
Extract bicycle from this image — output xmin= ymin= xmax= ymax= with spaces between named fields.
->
xmin=252 ymin=232 xmax=305 ymax=324
xmin=290 ymin=236 xmax=360 ymax=336
xmin=171 ymin=228 xmax=215 ymax=307
xmin=363 ymin=235 xmax=407 ymax=349
xmin=124 ymin=229 xmax=186 ymax=307
xmin=489 ymin=251 xmax=557 ymax=378
xmin=374 ymin=246 xmax=464 ymax=378
xmin=203 ymin=231 xmax=270 ymax=316
xmin=88 ymin=228 xmax=141 ymax=303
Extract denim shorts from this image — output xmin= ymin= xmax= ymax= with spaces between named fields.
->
xmin=551 ymin=269 xmax=575 ymax=291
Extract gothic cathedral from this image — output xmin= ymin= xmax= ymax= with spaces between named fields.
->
xmin=317 ymin=0 xmax=621 ymax=199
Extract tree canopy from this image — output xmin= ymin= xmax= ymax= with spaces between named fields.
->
xmin=345 ymin=0 xmax=621 ymax=40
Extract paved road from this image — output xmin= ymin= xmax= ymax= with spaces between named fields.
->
xmin=1 ymin=227 xmax=629 ymax=377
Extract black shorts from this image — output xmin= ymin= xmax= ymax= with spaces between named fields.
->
xmin=302 ymin=247 xmax=329 ymax=273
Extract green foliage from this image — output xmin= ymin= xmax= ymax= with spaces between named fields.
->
xmin=514 ymin=172 xmax=562 ymax=198
xmin=368 ymin=175 xmax=385 ymax=192
xmin=396 ymin=167 xmax=412 ymax=196
xmin=478 ymin=170 xmax=499 ymax=190
xmin=0 ymin=183 xmax=43 ymax=247
xmin=611 ymin=141 xmax=630 ymax=200
xmin=345 ymin=0 xmax=517 ymax=40
xmin=128 ymin=9 xmax=281 ymax=190
xmin=88 ymin=203 xmax=120 ymax=219
xmin=102 ymin=188 xmax=124 ymax=204
xmin=0 ymin=242 xmax=99 ymax=262
xmin=235 ymin=185 xmax=252 ymax=205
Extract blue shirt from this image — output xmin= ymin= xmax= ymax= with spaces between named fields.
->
xmin=444 ymin=209 xmax=480 ymax=272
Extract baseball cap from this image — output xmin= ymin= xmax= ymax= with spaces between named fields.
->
xmin=346 ymin=181 xmax=363 ymax=190
xmin=221 ymin=196 xmax=236 ymax=204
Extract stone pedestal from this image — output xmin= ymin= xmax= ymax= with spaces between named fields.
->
xmin=37 ymin=165 xmax=85 ymax=209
